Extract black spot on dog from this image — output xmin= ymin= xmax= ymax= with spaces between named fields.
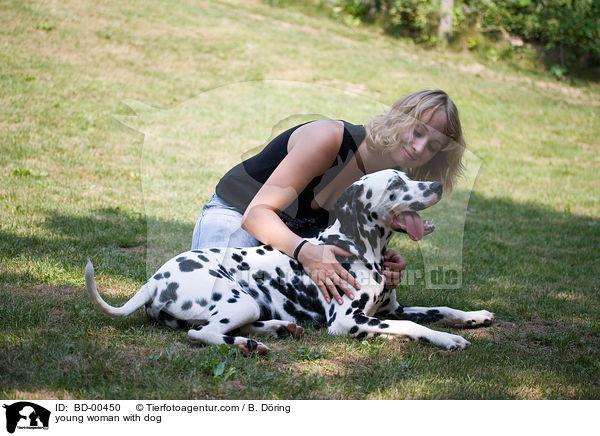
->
xmin=227 ymin=297 xmax=237 ymax=303
xmin=211 ymin=292 xmax=222 ymax=301
xmin=252 ymin=321 xmax=264 ymax=327
xmin=328 ymin=312 xmax=337 ymax=326
xmin=159 ymin=282 xmax=179 ymax=303
xmin=179 ymin=259 xmax=203 ymax=272
xmin=209 ymin=248 xmax=221 ymax=253
xmin=232 ymin=253 xmax=243 ymax=263
xmin=156 ymin=309 xmax=187 ymax=329
xmin=220 ymin=318 xmax=230 ymax=324
xmin=181 ymin=301 xmax=192 ymax=310
xmin=366 ymin=189 xmax=372 ymax=199
xmin=387 ymin=176 xmax=407 ymax=192
xmin=256 ymin=248 xmax=265 ymax=255
xmin=275 ymin=326 xmax=292 ymax=338
xmin=282 ymin=300 xmax=324 ymax=328
xmin=176 ymin=256 xmax=186 ymax=262
xmin=373 ymin=272 xmax=383 ymax=284
xmin=263 ymin=245 xmax=274 ymax=251
xmin=389 ymin=193 xmax=396 ymax=201
xmin=349 ymin=326 xmax=359 ymax=334
xmin=223 ymin=336 xmax=235 ymax=345
xmin=217 ymin=264 xmax=234 ymax=281
xmin=246 ymin=339 xmax=258 ymax=351
xmin=252 ymin=270 xmax=272 ymax=282
xmin=237 ymin=262 xmax=250 ymax=271
xmin=351 ymin=293 xmax=369 ymax=310
xmin=153 ymin=273 xmax=163 ymax=280
xmin=356 ymin=331 xmax=368 ymax=340
xmin=353 ymin=314 xmax=369 ymax=325
xmin=403 ymin=194 xmax=412 ymax=201
xmin=197 ymin=254 xmax=209 ymax=262
xmin=258 ymin=303 xmax=273 ymax=320
xmin=209 ymin=269 xmax=222 ymax=278
xmin=197 ymin=298 xmax=208 ymax=307
xmin=164 ymin=271 xmax=170 ymax=278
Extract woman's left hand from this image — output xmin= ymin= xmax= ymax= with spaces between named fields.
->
xmin=382 ymin=249 xmax=406 ymax=289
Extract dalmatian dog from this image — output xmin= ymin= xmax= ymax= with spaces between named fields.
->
xmin=85 ymin=169 xmax=494 ymax=355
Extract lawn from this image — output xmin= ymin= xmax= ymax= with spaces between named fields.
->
xmin=1 ymin=0 xmax=599 ymax=400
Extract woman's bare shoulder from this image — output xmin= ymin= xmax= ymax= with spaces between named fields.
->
xmin=287 ymin=119 xmax=344 ymax=153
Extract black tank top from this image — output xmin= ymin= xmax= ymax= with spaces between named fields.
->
xmin=215 ymin=120 xmax=367 ymax=232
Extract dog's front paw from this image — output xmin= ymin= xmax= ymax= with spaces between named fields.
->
xmin=462 ymin=310 xmax=494 ymax=328
xmin=238 ymin=339 xmax=270 ymax=356
xmin=428 ymin=331 xmax=470 ymax=350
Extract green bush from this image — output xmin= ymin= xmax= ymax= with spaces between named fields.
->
xmin=304 ymin=0 xmax=600 ymax=72
xmin=463 ymin=0 xmax=600 ymax=67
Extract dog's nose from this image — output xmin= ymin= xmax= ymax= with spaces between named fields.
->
xmin=430 ymin=182 xmax=443 ymax=196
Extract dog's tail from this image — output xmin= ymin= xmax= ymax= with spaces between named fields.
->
xmin=85 ymin=260 xmax=152 ymax=317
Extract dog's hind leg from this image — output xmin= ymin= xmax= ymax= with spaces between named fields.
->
xmin=237 ymin=320 xmax=305 ymax=339
xmin=186 ymin=294 xmax=270 ymax=355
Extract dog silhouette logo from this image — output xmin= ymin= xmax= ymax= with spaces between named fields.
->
xmin=3 ymin=402 xmax=51 ymax=433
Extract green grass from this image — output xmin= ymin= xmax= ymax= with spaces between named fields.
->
xmin=1 ymin=0 xmax=599 ymax=399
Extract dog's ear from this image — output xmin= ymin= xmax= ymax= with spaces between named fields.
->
xmin=386 ymin=173 xmax=408 ymax=192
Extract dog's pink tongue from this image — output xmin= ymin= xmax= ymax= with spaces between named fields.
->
xmin=393 ymin=212 xmax=425 ymax=241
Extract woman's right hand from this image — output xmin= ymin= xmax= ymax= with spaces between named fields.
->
xmin=296 ymin=242 xmax=360 ymax=305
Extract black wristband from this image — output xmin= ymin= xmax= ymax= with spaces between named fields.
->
xmin=293 ymin=240 xmax=308 ymax=260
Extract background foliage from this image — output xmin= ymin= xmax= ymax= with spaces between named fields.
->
xmin=271 ymin=0 xmax=600 ymax=77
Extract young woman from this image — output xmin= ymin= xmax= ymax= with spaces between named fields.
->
xmin=191 ymin=89 xmax=465 ymax=305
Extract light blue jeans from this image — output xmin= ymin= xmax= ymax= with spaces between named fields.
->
xmin=191 ymin=194 xmax=261 ymax=250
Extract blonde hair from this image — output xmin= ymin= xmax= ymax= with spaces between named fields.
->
xmin=364 ymin=89 xmax=465 ymax=193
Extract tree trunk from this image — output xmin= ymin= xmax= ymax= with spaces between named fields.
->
xmin=439 ymin=0 xmax=453 ymax=43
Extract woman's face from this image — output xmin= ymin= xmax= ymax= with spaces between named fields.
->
xmin=390 ymin=109 xmax=450 ymax=168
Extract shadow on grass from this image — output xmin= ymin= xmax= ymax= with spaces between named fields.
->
xmin=459 ymin=193 xmax=599 ymax=321
xmin=0 ymin=196 xmax=599 ymax=399
xmin=0 ymin=207 xmax=194 ymax=285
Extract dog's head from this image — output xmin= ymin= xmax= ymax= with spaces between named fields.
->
xmin=334 ymin=169 xmax=442 ymax=242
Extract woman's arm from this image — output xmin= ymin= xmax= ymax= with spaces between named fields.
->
xmin=241 ymin=120 xmax=360 ymax=304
